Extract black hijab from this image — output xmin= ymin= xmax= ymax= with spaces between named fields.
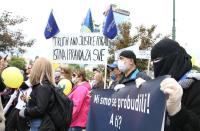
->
xmin=151 ymin=38 xmax=192 ymax=80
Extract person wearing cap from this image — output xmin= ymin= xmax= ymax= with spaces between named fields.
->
xmin=107 ymin=61 xmax=123 ymax=89
xmin=114 ymin=50 xmax=151 ymax=91
xmin=150 ymin=38 xmax=200 ymax=131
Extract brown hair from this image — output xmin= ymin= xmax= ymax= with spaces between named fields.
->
xmin=74 ymin=69 xmax=87 ymax=82
xmin=61 ymin=66 xmax=72 ymax=80
xmin=94 ymin=71 xmax=103 ymax=83
xmin=29 ymin=57 xmax=55 ymax=86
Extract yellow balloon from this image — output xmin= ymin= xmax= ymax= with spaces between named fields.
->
xmin=1 ymin=67 xmax=24 ymax=89
xmin=58 ymin=79 xmax=72 ymax=96
xmin=53 ymin=63 xmax=59 ymax=71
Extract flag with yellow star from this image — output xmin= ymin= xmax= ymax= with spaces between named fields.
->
xmin=44 ymin=10 xmax=60 ymax=39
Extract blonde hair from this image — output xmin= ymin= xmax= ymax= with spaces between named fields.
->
xmin=29 ymin=57 xmax=55 ymax=86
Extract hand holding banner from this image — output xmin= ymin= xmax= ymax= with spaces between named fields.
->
xmin=87 ymin=76 xmax=169 ymax=131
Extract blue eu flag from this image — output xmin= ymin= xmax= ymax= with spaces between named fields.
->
xmin=44 ymin=11 xmax=60 ymax=39
xmin=103 ymin=6 xmax=117 ymax=39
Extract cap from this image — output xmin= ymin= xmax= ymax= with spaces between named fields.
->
xmin=107 ymin=61 xmax=118 ymax=69
xmin=119 ymin=50 xmax=137 ymax=63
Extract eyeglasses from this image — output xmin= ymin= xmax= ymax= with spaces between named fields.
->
xmin=72 ymin=74 xmax=79 ymax=78
xmin=72 ymin=74 xmax=76 ymax=77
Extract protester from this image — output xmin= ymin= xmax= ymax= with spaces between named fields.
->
xmin=25 ymin=64 xmax=32 ymax=80
xmin=57 ymin=65 xmax=73 ymax=95
xmin=68 ymin=69 xmax=91 ymax=131
xmin=0 ymin=56 xmax=7 ymax=131
xmin=151 ymin=38 xmax=200 ymax=131
xmin=19 ymin=57 xmax=56 ymax=131
xmin=5 ymin=80 xmax=32 ymax=131
xmin=114 ymin=50 xmax=151 ymax=91
xmin=107 ymin=61 xmax=122 ymax=89
xmin=92 ymin=68 xmax=104 ymax=89
xmin=60 ymin=65 xmax=72 ymax=80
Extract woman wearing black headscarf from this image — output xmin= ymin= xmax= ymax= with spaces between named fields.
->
xmin=151 ymin=38 xmax=200 ymax=131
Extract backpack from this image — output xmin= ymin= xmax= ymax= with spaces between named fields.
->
xmin=49 ymin=86 xmax=73 ymax=131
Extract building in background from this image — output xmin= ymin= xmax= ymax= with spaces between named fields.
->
xmin=103 ymin=4 xmax=130 ymax=25
xmin=94 ymin=4 xmax=130 ymax=33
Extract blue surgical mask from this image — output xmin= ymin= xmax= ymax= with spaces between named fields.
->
xmin=111 ymin=73 xmax=116 ymax=80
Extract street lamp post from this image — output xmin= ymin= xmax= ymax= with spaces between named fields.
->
xmin=172 ymin=0 xmax=176 ymax=40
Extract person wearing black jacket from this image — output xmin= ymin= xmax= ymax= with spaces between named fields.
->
xmin=151 ymin=38 xmax=200 ymax=131
xmin=114 ymin=50 xmax=151 ymax=91
xmin=19 ymin=57 xmax=56 ymax=131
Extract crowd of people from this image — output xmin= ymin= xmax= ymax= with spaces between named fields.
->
xmin=0 ymin=38 xmax=199 ymax=131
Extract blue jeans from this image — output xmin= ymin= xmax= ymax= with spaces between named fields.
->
xmin=29 ymin=119 xmax=42 ymax=131
xmin=68 ymin=127 xmax=84 ymax=131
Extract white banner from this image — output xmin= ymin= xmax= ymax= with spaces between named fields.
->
xmin=52 ymin=34 xmax=108 ymax=64
xmin=115 ymin=45 xmax=151 ymax=60
xmin=137 ymin=50 xmax=151 ymax=60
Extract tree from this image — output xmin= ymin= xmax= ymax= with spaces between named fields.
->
xmin=134 ymin=25 xmax=161 ymax=71
xmin=8 ymin=56 xmax=26 ymax=70
xmin=108 ymin=22 xmax=132 ymax=64
xmin=108 ymin=22 xmax=161 ymax=71
xmin=0 ymin=11 xmax=35 ymax=54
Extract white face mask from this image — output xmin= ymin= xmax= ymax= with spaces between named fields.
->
xmin=71 ymin=77 xmax=78 ymax=84
xmin=117 ymin=60 xmax=127 ymax=72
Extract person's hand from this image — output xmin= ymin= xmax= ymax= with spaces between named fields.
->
xmin=160 ymin=78 xmax=183 ymax=116
xmin=20 ymin=93 xmax=31 ymax=103
xmin=19 ymin=109 xmax=25 ymax=118
xmin=135 ymin=78 xmax=146 ymax=88
xmin=114 ymin=84 xmax=125 ymax=91
xmin=20 ymin=94 xmax=27 ymax=103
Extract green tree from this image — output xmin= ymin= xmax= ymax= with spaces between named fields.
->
xmin=134 ymin=25 xmax=161 ymax=71
xmin=108 ymin=22 xmax=161 ymax=71
xmin=8 ymin=56 xmax=26 ymax=70
xmin=108 ymin=22 xmax=132 ymax=64
xmin=0 ymin=11 xmax=35 ymax=54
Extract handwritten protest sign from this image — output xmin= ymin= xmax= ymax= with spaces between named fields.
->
xmin=87 ymin=76 xmax=168 ymax=131
xmin=52 ymin=34 xmax=108 ymax=64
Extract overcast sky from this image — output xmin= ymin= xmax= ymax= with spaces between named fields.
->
xmin=0 ymin=0 xmax=200 ymax=64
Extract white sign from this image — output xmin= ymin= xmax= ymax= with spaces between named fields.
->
xmin=115 ymin=45 xmax=151 ymax=60
xmin=114 ymin=45 xmax=139 ymax=60
xmin=137 ymin=50 xmax=151 ymax=59
xmin=52 ymin=34 xmax=108 ymax=64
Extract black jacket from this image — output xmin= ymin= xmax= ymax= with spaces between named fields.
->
xmin=25 ymin=81 xmax=56 ymax=131
xmin=166 ymin=80 xmax=200 ymax=131
xmin=119 ymin=69 xmax=151 ymax=84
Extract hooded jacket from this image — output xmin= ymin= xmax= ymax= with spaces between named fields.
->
xmin=68 ymin=81 xmax=91 ymax=128
xmin=151 ymin=38 xmax=200 ymax=131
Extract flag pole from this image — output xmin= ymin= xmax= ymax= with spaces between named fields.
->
xmin=104 ymin=65 xmax=107 ymax=89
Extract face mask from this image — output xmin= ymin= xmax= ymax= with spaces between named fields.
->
xmin=117 ymin=60 xmax=127 ymax=72
xmin=71 ymin=78 xmax=78 ymax=84
xmin=111 ymin=73 xmax=116 ymax=80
